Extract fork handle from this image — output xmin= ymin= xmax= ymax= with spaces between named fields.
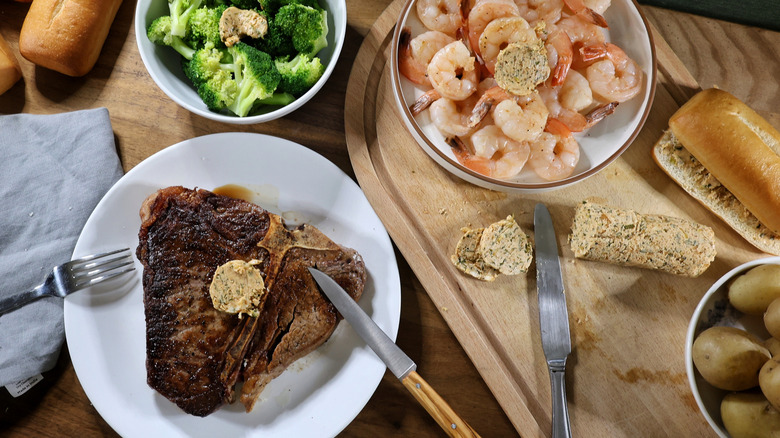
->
xmin=0 ymin=284 xmax=46 ymax=315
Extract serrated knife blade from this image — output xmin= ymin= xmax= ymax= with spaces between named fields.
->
xmin=534 ymin=203 xmax=572 ymax=438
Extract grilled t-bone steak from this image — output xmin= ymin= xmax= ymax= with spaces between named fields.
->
xmin=136 ymin=186 xmax=366 ymax=416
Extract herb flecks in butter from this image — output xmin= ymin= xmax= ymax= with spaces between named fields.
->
xmin=209 ymin=259 xmax=265 ymax=318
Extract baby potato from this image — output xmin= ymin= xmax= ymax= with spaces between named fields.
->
xmin=765 ymin=298 xmax=780 ymax=339
xmin=729 ymin=264 xmax=780 ymax=315
xmin=721 ymin=391 xmax=780 ymax=438
xmin=766 ymin=338 xmax=780 ymax=357
xmin=692 ymin=326 xmax=770 ymax=391
xmin=760 ymin=356 xmax=780 ymax=411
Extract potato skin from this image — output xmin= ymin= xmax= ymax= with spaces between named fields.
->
xmin=767 ymin=338 xmax=780 ymax=357
xmin=765 ymin=298 xmax=780 ymax=339
xmin=760 ymin=356 xmax=780 ymax=411
xmin=721 ymin=391 xmax=780 ymax=438
xmin=692 ymin=326 xmax=770 ymax=391
xmin=729 ymin=265 xmax=780 ymax=315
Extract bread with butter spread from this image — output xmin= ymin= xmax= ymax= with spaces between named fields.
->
xmin=652 ymin=88 xmax=780 ymax=255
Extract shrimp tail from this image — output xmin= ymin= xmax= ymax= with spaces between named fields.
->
xmin=410 ymin=89 xmax=441 ymax=116
xmin=399 ymin=27 xmax=429 ymax=86
xmin=579 ymin=43 xmax=608 ymax=62
xmin=579 ymin=8 xmax=608 ymax=28
xmin=545 ymin=117 xmax=573 ymax=137
xmin=467 ymin=86 xmax=506 ymax=127
xmin=549 ymin=30 xmax=573 ymax=86
xmin=562 ymin=0 xmax=608 ymax=28
xmin=584 ymin=101 xmax=618 ymax=128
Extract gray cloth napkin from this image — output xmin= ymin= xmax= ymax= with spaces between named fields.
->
xmin=0 ymin=108 xmax=123 ymax=388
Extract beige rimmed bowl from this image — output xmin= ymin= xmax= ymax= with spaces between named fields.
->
xmin=390 ymin=0 xmax=657 ymax=192
xmin=685 ymin=256 xmax=780 ymax=437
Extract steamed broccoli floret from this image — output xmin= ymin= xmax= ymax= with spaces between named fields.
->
xmin=251 ymin=11 xmax=295 ymax=57
xmin=224 ymin=42 xmax=281 ymax=116
xmin=274 ymin=4 xmax=328 ymax=57
xmin=187 ymin=5 xmax=228 ymax=48
xmin=168 ymin=0 xmax=204 ymax=36
xmin=148 ymin=15 xmax=196 ymax=60
xmin=228 ymin=0 xmax=260 ymax=9
xmin=183 ymin=42 xmax=237 ymax=110
xmin=274 ymin=53 xmax=323 ymax=96
xmin=259 ymin=0 xmax=320 ymax=15
xmin=197 ymin=70 xmax=238 ymax=110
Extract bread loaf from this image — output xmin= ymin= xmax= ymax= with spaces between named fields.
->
xmin=652 ymin=88 xmax=780 ymax=255
xmin=568 ymin=201 xmax=716 ymax=277
xmin=19 ymin=0 xmax=123 ymax=76
xmin=0 ymin=31 xmax=22 ymax=94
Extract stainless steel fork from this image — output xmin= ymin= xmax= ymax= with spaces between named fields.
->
xmin=0 ymin=248 xmax=135 ymax=315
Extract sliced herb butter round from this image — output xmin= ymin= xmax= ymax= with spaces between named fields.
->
xmin=209 ymin=259 xmax=265 ymax=318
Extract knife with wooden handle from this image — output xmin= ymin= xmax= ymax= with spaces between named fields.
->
xmin=308 ymin=267 xmax=481 ymax=438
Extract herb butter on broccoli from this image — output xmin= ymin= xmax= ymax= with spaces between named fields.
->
xmin=147 ymin=0 xmax=330 ymax=117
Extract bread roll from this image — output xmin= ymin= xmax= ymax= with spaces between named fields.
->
xmin=0 ymin=31 xmax=22 ymax=94
xmin=19 ymin=0 xmax=123 ymax=76
xmin=668 ymin=88 xmax=780 ymax=235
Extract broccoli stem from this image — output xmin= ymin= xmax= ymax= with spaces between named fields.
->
xmin=170 ymin=0 xmax=204 ymax=37
xmin=258 ymin=92 xmax=296 ymax=106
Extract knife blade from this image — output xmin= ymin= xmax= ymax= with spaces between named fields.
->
xmin=534 ymin=203 xmax=573 ymax=438
xmin=308 ymin=267 xmax=480 ymax=438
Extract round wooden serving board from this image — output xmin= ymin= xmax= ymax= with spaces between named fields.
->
xmin=344 ymin=2 xmax=766 ymax=436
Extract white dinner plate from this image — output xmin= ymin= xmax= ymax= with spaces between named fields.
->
xmin=65 ymin=133 xmax=401 ymax=437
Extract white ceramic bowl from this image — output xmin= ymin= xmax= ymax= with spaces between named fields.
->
xmin=390 ymin=0 xmax=657 ymax=192
xmin=135 ymin=0 xmax=346 ymax=124
xmin=685 ymin=256 xmax=780 ymax=437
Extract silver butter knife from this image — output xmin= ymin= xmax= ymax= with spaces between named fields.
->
xmin=308 ymin=267 xmax=480 ymax=438
xmin=534 ymin=203 xmax=573 ymax=438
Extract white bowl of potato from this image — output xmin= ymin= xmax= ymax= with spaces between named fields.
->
xmin=686 ymin=257 xmax=780 ymax=437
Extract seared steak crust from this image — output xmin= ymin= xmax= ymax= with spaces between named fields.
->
xmin=136 ymin=186 xmax=365 ymax=416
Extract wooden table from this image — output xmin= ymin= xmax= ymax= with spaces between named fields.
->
xmin=1 ymin=0 xmax=778 ymax=436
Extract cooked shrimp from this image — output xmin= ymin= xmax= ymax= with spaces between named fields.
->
xmin=398 ymin=28 xmax=456 ymax=86
xmin=545 ymin=28 xmax=572 ymax=86
xmin=554 ymin=15 xmax=605 ymax=47
xmin=493 ymin=91 xmax=549 ymax=142
xmin=538 ymin=71 xmax=617 ymax=131
xmin=583 ymin=0 xmax=611 ymax=15
xmin=478 ymin=16 xmax=537 ymax=74
xmin=585 ymin=42 xmax=642 ymax=103
xmin=448 ymin=127 xmax=531 ymax=178
xmin=562 ymin=0 xmax=607 ymax=27
xmin=528 ymin=118 xmax=580 ymax=180
xmin=514 ymin=0 xmax=563 ymax=26
xmin=467 ymin=0 xmax=520 ymax=57
xmin=430 ymin=98 xmax=476 ymax=136
xmin=417 ymin=0 xmax=464 ymax=35
xmin=427 ymin=40 xmax=480 ymax=101
xmin=410 ymin=88 xmax=442 ymax=115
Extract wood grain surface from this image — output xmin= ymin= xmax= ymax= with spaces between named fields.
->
xmin=0 ymin=0 xmax=778 ymax=436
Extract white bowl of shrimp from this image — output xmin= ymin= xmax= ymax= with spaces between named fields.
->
xmin=390 ymin=0 xmax=657 ymax=192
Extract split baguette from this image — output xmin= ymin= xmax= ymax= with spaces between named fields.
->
xmin=652 ymin=88 xmax=780 ymax=255
xmin=19 ymin=0 xmax=123 ymax=76
xmin=0 ymin=31 xmax=22 ymax=94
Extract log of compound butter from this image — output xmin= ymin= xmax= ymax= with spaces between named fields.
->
xmin=568 ymin=201 xmax=716 ymax=277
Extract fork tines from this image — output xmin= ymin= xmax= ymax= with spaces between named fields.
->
xmin=70 ymin=248 xmax=135 ymax=289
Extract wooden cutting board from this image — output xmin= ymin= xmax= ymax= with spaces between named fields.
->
xmin=344 ymin=2 xmax=765 ymax=436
